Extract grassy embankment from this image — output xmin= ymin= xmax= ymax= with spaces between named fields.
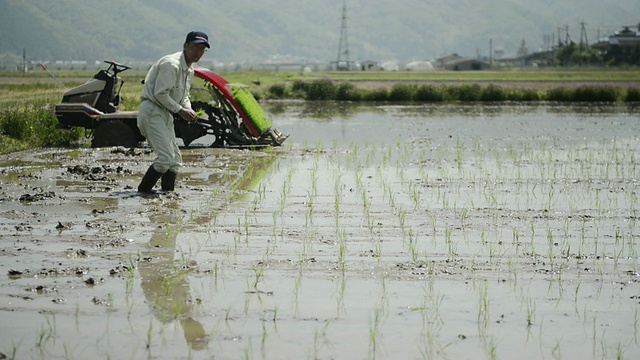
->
xmin=1 ymin=69 xmax=639 ymax=154
xmin=246 ymin=69 xmax=640 ymax=101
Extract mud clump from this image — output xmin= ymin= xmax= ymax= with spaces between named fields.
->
xmin=18 ymin=189 xmax=56 ymax=202
xmin=66 ymin=164 xmax=132 ymax=182
xmin=109 ymin=263 xmax=134 ymax=276
xmin=109 ymin=147 xmax=152 ymax=157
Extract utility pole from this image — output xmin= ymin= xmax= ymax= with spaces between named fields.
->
xmin=580 ymin=21 xmax=590 ymax=50
xmin=544 ymin=34 xmax=552 ymax=65
xmin=558 ymin=27 xmax=563 ymax=46
xmin=565 ymin=25 xmax=572 ymax=44
xmin=552 ymin=31 xmax=556 ymax=66
xmin=489 ymin=38 xmax=493 ymax=69
xmin=22 ymin=48 xmax=27 ymax=73
xmin=336 ymin=0 xmax=350 ymax=71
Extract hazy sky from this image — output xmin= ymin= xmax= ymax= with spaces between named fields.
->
xmin=1 ymin=0 xmax=638 ymax=63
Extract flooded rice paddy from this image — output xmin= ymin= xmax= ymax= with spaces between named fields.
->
xmin=1 ymin=103 xmax=639 ymax=359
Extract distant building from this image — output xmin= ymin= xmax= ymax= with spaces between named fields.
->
xmin=516 ymin=39 xmax=529 ymax=57
xmin=509 ymin=51 xmax=551 ymax=66
xmin=380 ymin=61 xmax=400 ymax=71
xmin=405 ymin=60 xmax=434 ymax=71
xmin=437 ymin=54 xmax=490 ymax=71
xmin=435 ymin=54 xmax=463 ymax=69
xmin=360 ymin=60 xmax=380 ymax=71
xmin=592 ymin=25 xmax=640 ymax=64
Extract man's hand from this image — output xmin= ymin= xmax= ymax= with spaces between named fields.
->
xmin=177 ymin=107 xmax=197 ymax=122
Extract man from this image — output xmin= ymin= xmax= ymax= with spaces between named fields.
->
xmin=136 ymin=31 xmax=210 ymax=193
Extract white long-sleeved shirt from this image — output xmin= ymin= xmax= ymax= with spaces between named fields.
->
xmin=140 ymin=51 xmax=192 ymax=114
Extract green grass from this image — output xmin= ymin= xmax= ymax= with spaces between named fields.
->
xmin=265 ymin=79 xmax=633 ymax=103
xmin=5 ymin=67 xmax=639 ymax=89
xmin=0 ymin=104 xmax=85 ymax=154
xmin=282 ymin=69 xmax=640 ymax=82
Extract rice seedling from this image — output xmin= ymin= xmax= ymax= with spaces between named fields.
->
xmin=161 ymin=274 xmax=177 ymax=297
xmin=485 ymin=336 xmax=498 ymax=360
xmin=35 ymin=323 xmax=54 ymax=350
xmin=124 ymin=252 xmax=139 ymax=294
xmin=271 ymin=211 xmax=278 ymax=241
xmin=1 ymin=340 xmax=21 ymax=360
xmin=311 ymin=320 xmax=332 ymax=359
xmin=293 ymin=256 xmax=304 ymax=317
xmin=446 ymin=228 xmax=457 ymax=259
xmin=551 ymin=338 xmax=563 ymax=360
xmin=305 ymin=189 xmax=315 ymax=226
xmin=252 ymin=263 xmax=265 ymax=290
xmin=337 ymin=228 xmax=347 ymax=274
xmin=260 ymin=317 xmax=269 ymax=356
xmin=368 ymin=308 xmax=383 ymax=358
xmin=526 ymin=298 xmax=536 ymax=327
xmin=408 ymin=228 xmax=418 ymax=262
xmin=334 ymin=172 xmax=343 ymax=228
xmin=455 ymin=138 xmax=465 ymax=173
xmin=243 ymin=210 xmax=252 ymax=244
xmin=145 ymin=320 xmax=153 ymax=350
xmin=335 ymin=274 xmax=347 ymax=318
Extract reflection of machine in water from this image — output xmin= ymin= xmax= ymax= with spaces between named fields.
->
xmin=137 ymin=151 xmax=278 ymax=350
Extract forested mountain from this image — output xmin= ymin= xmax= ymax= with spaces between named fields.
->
xmin=0 ymin=0 xmax=638 ymax=65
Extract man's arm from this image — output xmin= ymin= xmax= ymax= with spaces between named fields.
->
xmin=181 ymin=72 xmax=193 ymax=111
xmin=153 ymin=63 xmax=196 ymax=121
xmin=152 ymin=62 xmax=182 ymax=114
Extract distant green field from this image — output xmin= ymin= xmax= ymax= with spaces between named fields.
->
xmin=1 ymin=68 xmax=639 ymax=107
xmin=281 ymin=69 xmax=640 ymax=82
xmin=3 ymin=67 xmax=639 ymax=86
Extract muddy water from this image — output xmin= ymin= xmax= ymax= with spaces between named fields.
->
xmin=1 ymin=103 xmax=639 ymax=359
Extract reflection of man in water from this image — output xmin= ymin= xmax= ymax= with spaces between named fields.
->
xmin=136 ymin=152 xmax=278 ymax=350
xmin=138 ymin=214 xmax=208 ymax=350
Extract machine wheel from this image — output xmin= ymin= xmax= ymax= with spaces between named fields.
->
xmin=91 ymin=120 xmax=138 ymax=148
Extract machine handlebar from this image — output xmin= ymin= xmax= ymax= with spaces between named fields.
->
xmin=104 ymin=60 xmax=131 ymax=75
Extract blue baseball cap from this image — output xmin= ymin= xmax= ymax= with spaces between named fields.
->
xmin=186 ymin=31 xmax=210 ymax=48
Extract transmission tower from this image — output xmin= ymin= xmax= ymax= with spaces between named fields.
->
xmin=336 ymin=1 xmax=350 ymax=70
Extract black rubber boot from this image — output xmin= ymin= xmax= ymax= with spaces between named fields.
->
xmin=137 ymin=165 xmax=163 ymax=193
xmin=161 ymin=170 xmax=177 ymax=191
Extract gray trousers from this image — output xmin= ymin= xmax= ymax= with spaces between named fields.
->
xmin=137 ymin=100 xmax=182 ymax=174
